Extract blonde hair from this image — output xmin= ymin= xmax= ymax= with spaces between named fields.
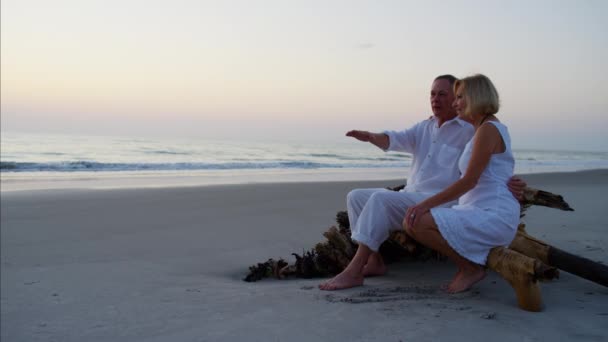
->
xmin=453 ymin=74 xmax=500 ymax=118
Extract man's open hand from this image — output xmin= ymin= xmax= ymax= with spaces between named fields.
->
xmin=346 ymin=130 xmax=374 ymax=142
xmin=507 ymin=176 xmax=527 ymax=201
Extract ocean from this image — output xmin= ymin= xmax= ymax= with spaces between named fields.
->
xmin=2 ymin=132 xmax=608 ymax=191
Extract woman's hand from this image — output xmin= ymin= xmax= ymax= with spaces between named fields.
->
xmin=405 ymin=202 xmax=432 ymax=229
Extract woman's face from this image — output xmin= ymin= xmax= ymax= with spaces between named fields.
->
xmin=453 ymin=87 xmax=468 ymax=120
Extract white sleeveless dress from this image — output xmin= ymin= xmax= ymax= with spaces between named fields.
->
xmin=430 ymin=121 xmax=520 ymax=265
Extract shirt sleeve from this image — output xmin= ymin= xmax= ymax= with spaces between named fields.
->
xmin=383 ymin=121 xmax=421 ymax=153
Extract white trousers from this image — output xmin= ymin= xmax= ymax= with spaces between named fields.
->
xmin=346 ymin=188 xmax=435 ymax=252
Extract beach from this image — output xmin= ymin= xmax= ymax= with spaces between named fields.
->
xmin=1 ymin=169 xmax=607 ymax=341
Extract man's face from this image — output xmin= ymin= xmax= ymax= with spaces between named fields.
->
xmin=430 ymin=79 xmax=456 ymax=119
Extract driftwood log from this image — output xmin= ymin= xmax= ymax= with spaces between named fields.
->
xmin=511 ymin=224 xmax=608 ymax=287
xmin=244 ymin=185 xmax=607 ymax=312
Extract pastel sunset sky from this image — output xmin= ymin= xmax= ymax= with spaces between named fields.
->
xmin=2 ymin=0 xmax=607 ymax=150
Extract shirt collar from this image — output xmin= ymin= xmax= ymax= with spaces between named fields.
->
xmin=431 ymin=116 xmax=470 ymax=128
xmin=452 ymin=117 xmax=471 ymax=127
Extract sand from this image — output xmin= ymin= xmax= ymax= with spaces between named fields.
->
xmin=1 ymin=170 xmax=607 ymax=341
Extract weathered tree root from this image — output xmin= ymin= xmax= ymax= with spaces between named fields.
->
xmin=486 ymin=246 xmax=557 ymax=311
xmin=243 ymin=258 xmax=289 ymax=282
xmin=521 ymin=187 xmax=574 ymax=214
xmin=511 ymin=224 xmax=608 ymax=287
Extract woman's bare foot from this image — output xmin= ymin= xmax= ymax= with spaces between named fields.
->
xmin=440 ymin=270 xmax=461 ymax=292
xmin=440 ymin=282 xmax=452 ymax=292
xmin=362 ymin=263 xmax=387 ymax=277
xmin=318 ymin=270 xmax=364 ymax=291
xmin=362 ymin=254 xmax=387 ymax=277
xmin=446 ymin=267 xmax=486 ymax=294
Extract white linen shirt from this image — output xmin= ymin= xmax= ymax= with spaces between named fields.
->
xmin=384 ymin=116 xmax=474 ymax=195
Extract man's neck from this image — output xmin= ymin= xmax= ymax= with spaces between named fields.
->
xmin=436 ymin=114 xmax=458 ymax=127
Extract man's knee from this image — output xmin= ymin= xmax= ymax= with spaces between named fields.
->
xmin=367 ymin=190 xmax=395 ymax=205
xmin=346 ymin=189 xmax=362 ymax=205
xmin=347 ymin=188 xmax=376 ymax=207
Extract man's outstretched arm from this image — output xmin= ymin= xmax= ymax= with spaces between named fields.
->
xmin=346 ymin=130 xmax=390 ymax=150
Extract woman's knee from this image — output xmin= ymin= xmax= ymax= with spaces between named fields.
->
xmin=403 ymin=217 xmax=417 ymax=236
xmin=403 ymin=213 xmax=436 ymax=236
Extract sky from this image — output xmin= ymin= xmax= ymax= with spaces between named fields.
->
xmin=1 ymin=0 xmax=607 ymax=151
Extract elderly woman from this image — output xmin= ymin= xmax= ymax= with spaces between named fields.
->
xmin=404 ymin=74 xmax=520 ymax=293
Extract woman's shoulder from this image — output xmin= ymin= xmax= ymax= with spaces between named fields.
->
xmin=478 ymin=120 xmax=503 ymax=134
xmin=474 ymin=121 xmax=504 ymax=144
xmin=477 ymin=120 xmax=510 ymax=153
xmin=483 ymin=120 xmax=509 ymax=136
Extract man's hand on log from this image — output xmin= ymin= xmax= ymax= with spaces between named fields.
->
xmin=508 ymin=176 xmax=527 ymax=202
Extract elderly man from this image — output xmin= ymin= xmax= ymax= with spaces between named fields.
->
xmin=319 ymin=75 xmax=525 ymax=291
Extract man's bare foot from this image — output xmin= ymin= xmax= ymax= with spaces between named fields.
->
xmin=446 ymin=267 xmax=486 ymax=294
xmin=362 ymin=254 xmax=387 ymax=277
xmin=318 ymin=270 xmax=364 ymax=291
